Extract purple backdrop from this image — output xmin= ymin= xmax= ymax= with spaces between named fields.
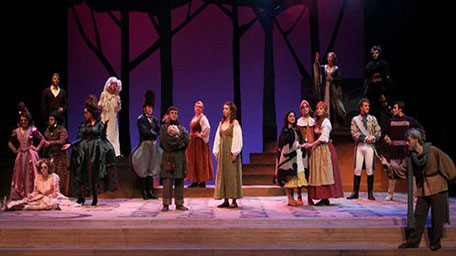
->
xmin=67 ymin=1 xmax=364 ymax=180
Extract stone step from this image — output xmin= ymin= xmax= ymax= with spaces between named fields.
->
xmin=242 ymin=163 xmax=275 ymax=175
xmin=242 ymin=174 xmax=275 ymax=185
xmin=1 ymin=246 xmax=455 ymax=256
xmin=249 ymin=153 xmax=276 ymax=164
xmin=1 ymin=224 xmax=455 ymax=248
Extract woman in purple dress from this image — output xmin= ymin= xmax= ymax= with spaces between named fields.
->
xmin=7 ymin=102 xmax=47 ymax=200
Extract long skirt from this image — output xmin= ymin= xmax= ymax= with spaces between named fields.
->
xmin=308 ymin=142 xmax=344 ymax=199
xmin=186 ymin=137 xmax=214 ymax=182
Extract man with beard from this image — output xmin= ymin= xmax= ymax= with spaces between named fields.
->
xmin=380 ymin=129 xmax=456 ymax=251
xmin=159 ymin=106 xmax=190 ymax=212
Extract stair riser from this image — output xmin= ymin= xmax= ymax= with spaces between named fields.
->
xmin=1 ymin=227 xmax=455 ymax=247
xmin=1 ymin=248 xmax=455 ymax=256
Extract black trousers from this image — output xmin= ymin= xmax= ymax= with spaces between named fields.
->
xmin=408 ymin=191 xmax=446 ymax=246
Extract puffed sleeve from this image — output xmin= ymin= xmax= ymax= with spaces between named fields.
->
xmin=8 ymin=129 xmax=18 ymax=153
xmin=317 ymin=118 xmax=332 ymax=143
xmin=115 ymin=95 xmax=121 ymax=113
xmin=200 ymin=115 xmax=211 ymax=144
xmin=212 ymin=123 xmax=221 ymax=156
xmin=53 ymin=174 xmax=61 ymax=196
xmin=99 ymin=92 xmax=110 ymax=112
xmin=32 ymin=127 xmax=46 ymax=151
xmin=231 ymin=121 xmax=243 ymax=156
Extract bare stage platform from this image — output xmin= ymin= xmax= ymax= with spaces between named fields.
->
xmin=1 ymin=191 xmax=455 ymax=256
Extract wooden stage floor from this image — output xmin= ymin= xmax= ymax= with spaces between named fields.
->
xmin=1 ymin=192 xmax=455 ymax=256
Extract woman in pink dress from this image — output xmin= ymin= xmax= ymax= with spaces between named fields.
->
xmin=7 ymin=102 xmax=47 ymax=200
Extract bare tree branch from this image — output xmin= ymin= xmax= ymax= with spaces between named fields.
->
xmin=285 ymin=6 xmax=307 ymax=36
xmin=72 ymin=7 xmax=117 ymax=77
xmin=275 ymin=18 xmax=310 ymax=79
xmin=130 ymin=2 xmax=209 ymax=72
xmin=324 ymin=0 xmax=348 ymax=57
xmin=239 ymin=17 xmax=257 ymax=37
xmin=148 ymin=12 xmax=160 ymax=33
xmin=108 ymin=11 xmax=121 ymax=28
xmin=90 ymin=9 xmax=102 ymax=51
xmin=216 ymin=3 xmax=233 ymax=19
xmin=172 ymin=2 xmax=209 ymax=35
xmin=187 ymin=0 xmax=193 ymax=19
xmin=129 ymin=40 xmax=160 ymax=72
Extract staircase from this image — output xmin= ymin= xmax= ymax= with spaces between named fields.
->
xmin=242 ymin=152 xmax=276 ymax=185
xmin=1 ymin=218 xmax=455 ymax=256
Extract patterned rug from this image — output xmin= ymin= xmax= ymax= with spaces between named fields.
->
xmin=1 ymin=193 xmax=455 ymax=225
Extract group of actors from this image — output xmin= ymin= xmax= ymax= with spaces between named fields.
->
xmin=2 ymin=45 xmax=456 ymax=251
xmin=2 ymin=73 xmax=244 ymax=212
xmin=284 ymin=45 xmax=454 ymax=251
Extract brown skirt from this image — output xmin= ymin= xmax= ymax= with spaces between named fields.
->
xmin=185 ymin=136 xmax=214 ymax=182
xmin=308 ymin=142 xmax=344 ymax=199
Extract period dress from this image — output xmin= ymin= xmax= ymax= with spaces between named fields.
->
xmin=213 ymin=122 xmax=243 ymax=199
xmin=44 ymin=125 xmax=69 ymax=195
xmin=6 ymin=173 xmax=80 ymax=211
xmin=69 ymin=120 xmax=119 ymax=197
xmin=275 ymin=126 xmax=308 ymax=188
xmin=323 ymin=65 xmax=346 ymax=120
xmin=99 ymin=91 xmax=121 ymax=156
xmin=308 ymin=118 xmax=344 ymax=200
xmin=8 ymin=126 xmax=46 ymax=200
xmin=186 ymin=114 xmax=214 ymax=183
xmin=297 ymin=116 xmax=315 ymax=181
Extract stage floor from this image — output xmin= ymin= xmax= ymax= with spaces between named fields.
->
xmin=1 ymin=192 xmax=456 ymax=256
xmin=1 ymin=192 xmax=455 ymax=223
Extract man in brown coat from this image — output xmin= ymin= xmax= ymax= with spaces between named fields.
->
xmin=159 ymin=106 xmax=190 ymax=212
xmin=380 ymin=128 xmax=456 ymax=251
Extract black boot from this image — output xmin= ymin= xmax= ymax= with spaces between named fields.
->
xmin=188 ymin=182 xmax=198 ymax=188
xmin=76 ymin=197 xmax=85 ymax=205
xmin=91 ymin=194 xmax=98 ymax=206
xmin=141 ymin=177 xmax=148 ymax=200
xmin=347 ymin=175 xmax=361 ymax=199
xmin=198 ymin=182 xmax=206 ymax=188
xmin=146 ymin=176 xmax=157 ymax=199
xmin=367 ymin=175 xmax=375 ymax=200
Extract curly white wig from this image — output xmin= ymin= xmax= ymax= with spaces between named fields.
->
xmin=103 ymin=76 xmax=122 ymax=95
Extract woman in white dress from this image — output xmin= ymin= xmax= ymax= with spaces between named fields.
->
xmin=2 ymin=158 xmax=80 ymax=211
xmin=99 ymin=77 xmax=122 ymax=156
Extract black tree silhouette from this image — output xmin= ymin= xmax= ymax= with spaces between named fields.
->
xmin=71 ymin=0 xmax=208 ymax=154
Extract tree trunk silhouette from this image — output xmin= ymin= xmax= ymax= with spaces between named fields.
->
xmin=306 ymin=0 xmax=320 ymax=105
xmin=254 ymin=2 xmax=277 ymax=152
xmin=232 ymin=3 xmax=242 ymax=124
xmin=74 ymin=0 xmax=206 ymax=154
xmin=212 ymin=0 xmax=258 ymax=126
xmin=119 ymin=9 xmax=131 ymax=155
xmin=157 ymin=0 xmax=174 ymax=119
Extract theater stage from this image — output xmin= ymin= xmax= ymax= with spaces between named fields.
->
xmin=1 ymin=191 xmax=455 ymax=256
